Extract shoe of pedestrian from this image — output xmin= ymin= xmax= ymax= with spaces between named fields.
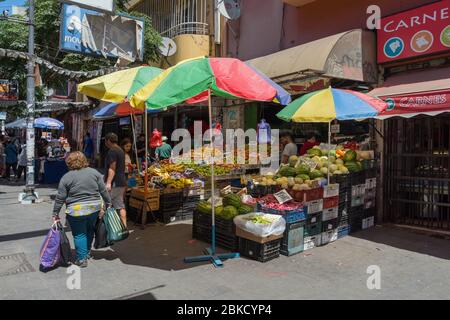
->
xmin=73 ymin=259 xmax=88 ymax=268
xmin=87 ymin=252 xmax=93 ymax=260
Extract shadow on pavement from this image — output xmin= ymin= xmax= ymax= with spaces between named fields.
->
xmin=350 ymin=225 xmax=450 ymax=261
xmin=114 ymin=285 xmax=165 ymax=300
xmin=91 ymin=222 xmax=218 ymax=271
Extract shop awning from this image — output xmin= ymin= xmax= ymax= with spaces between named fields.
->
xmin=369 ymin=67 xmax=450 ymax=119
xmin=246 ymin=29 xmax=378 ymax=91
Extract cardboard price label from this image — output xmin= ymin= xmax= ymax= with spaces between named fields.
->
xmin=274 ymin=189 xmax=293 ymax=204
xmin=183 ymin=168 xmax=194 ymax=176
xmin=301 ymin=158 xmax=317 ymax=171
xmin=151 ymin=176 xmax=163 ymax=184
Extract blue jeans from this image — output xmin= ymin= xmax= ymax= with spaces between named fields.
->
xmin=66 ymin=212 xmax=99 ymax=261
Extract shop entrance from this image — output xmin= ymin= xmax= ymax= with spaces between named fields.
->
xmin=384 ymin=114 xmax=450 ymax=230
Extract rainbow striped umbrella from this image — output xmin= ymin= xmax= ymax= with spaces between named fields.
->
xmin=78 ymin=66 xmax=163 ymax=103
xmin=277 ymin=87 xmax=387 ymax=123
xmin=130 ymin=57 xmax=283 ymax=109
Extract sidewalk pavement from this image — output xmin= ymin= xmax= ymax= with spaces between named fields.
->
xmin=1 ymin=182 xmax=450 ymax=300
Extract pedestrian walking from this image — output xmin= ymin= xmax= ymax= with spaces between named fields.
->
xmin=52 ymin=151 xmax=112 ymax=268
xmin=104 ymin=133 xmax=128 ymax=228
xmin=83 ymin=132 xmax=94 ymax=162
xmin=0 ymin=135 xmax=5 ymax=177
xmin=17 ymin=144 xmax=27 ymax=182
xmin=4 ymin=137 xmax=18 ymax=180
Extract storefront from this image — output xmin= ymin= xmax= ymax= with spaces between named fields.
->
xmin=370 ymin=0 xmax=450 ymax=230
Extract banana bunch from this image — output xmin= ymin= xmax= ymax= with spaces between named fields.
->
xmin=162 ymin=177 xmax=194 ymax=189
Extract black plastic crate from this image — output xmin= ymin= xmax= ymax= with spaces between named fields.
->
xmin=192 ymin=224 xmax=239 ymax=251
xmin=322 ymin=218 xmax=339 ymax=232
xmin=347 ymin=205 xmax=364 ymax=216
xmin=305 ymin=212 xmax=322 ymax=225
xmin=280 ymin=221 xmax=305 ymax=256
xmin=238 ymin=237 xmax=280 ymax=262
xmin=304 ymin=221 xmax=322 ymax=237
xmin=363 ymin=207 xmax=377 ymax=218
xmin=330 ymin=175 xmax=350 ymax=188
xmin=350 ymin=221 xmax=362 ymax=233
xmin=349 ymin=172 xmax=365 ymax=185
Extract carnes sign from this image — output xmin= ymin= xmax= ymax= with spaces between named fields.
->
xmin=377 ymin=0 xmax=450 ymax=64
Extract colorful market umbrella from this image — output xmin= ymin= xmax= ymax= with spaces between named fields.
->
xmin=5 ymin=117 xmax=64 ymax=130
xmin=78 ymin=66 xmax=163 ymax=103
xmin=129 ymin=57 xmax=282 ymax=268
xmin=276 ymin=87 xmax=387 ymax=183
xmin=276 ymin=87 xmax=387 ymax=123
xmin=93 ymin=101 xmax=162 ymax=120
xmin=130 ymin=57 xmax=280 ymax=110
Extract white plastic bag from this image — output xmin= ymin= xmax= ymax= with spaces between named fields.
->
xmin=233 ymin=212 xmax=286 ymax=238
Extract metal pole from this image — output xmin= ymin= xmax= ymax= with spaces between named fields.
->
xmin=208 ymin=89 xmax=216 ymax=255
xmin=23 ymin=0 xmax=38 ymax=203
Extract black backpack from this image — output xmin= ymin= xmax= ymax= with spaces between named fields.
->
xmin=94 ymin=217 xmax=110 ymax=249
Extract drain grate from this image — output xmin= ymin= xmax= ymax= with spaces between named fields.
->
xmin=0 ymin=253 xmax=35 ymax=277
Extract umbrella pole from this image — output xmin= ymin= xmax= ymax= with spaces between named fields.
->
xmin=130 ymin=112 xmax=140 ymax=177
xmin=144 ymin=109 xmax=148 ymax=193
xmin=328 ymin=121 xmax=331 ymax=185
xmin=184 ymin=89 xmax=240 ymax=267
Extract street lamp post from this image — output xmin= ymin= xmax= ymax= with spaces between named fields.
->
xmin=21 ymin=0 xmax=39 ymax=203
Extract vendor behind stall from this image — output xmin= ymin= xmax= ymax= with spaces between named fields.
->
xmin=280 ymin=132 xmax=298 ymax=164
xmin=300 ymin=135 xmax=321 ymax=156
xmin=155 ymin=136 xmax=172 ymax=161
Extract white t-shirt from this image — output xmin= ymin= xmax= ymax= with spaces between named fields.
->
xmin=282 ymin=142 xmax=298 ymax=158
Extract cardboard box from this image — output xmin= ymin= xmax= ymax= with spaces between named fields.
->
xmin=235 ymin=227 xmax=283 ymax=244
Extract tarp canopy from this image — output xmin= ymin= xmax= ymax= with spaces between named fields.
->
xmin=369 ymin=67 xmax=450 ymax=119
xmin=246 ymin=29 xmax=378 ymax=86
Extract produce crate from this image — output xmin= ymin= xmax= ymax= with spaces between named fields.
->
xmin=304 ymin=199 xmax=323 ymax=215
xmin=365 ymin=178 xmax=377 ymax=189
xmin=350 ymin=195 xmax=364 ymax=207
xmin=347 ymin=205 xmax=364 ymax=217
xmin=362 ymin=216 xmax=375 ymax=230
xmin=362 ymin=159 xmax=378 ymax=171
xmin=238 ymin=237 xmax=281 ymax=262
xmin=280 ymin=221 xmax=305 ymax=256
xmin=160 ymin=191 xmax=183 ymax=207
xmin=257 ymin=204 xmax=306 ymax=224
xmin=338 ymin=214 xmax=349 ymax=227
xmin=322 ymin=217 xmax=339 ymax=232
xmin=349 ymin=213 xmax=363 ymax=234
xmin=303 ymin=234 xmax=322 ymax=251
xmin=323 ymin=196 xmax=339 ymax=209
xmin=306 ymin=211 xmax=322 ymax=225
xmin=304 ymin=221 xmax=322 ymax=237
xmin=193 ymin=224 xmax=239 ymax=251
xmin=192 ymin=211 xmax=238 ymax=250
xmin=129 ymin=188 xmax=160 ymax=212
xmin=349 ymin=172 xmax=365 ymax=186
xmin=291 ymin=187 xmax=323 ymax=202
xmin=337 ymin=225 xmax=350 ymax=239
xmin=330 ymin=175 xmax=350 ymax=188
xmin=321 ymin=229 xmax=338 ymax=245
xmin=322 ymin=207 xmax=338 ymax=222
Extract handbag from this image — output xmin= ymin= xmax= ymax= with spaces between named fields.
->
xmin=39 ymin=222 xmax=61 ymax=270
xmin=57 ymin=222 xmax=72 ymax=266
xmin=103 ymin=208 xmax=129 ymax=244
xmin=94 ymin=217 xmax=110 ymax=249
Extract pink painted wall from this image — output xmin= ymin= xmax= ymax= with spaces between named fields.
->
xmin=227 ymin=0 xmax=438 ymax=60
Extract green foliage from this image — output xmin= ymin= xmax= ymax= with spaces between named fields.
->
xmin=0 ymin=0 xmax=161 ymax=106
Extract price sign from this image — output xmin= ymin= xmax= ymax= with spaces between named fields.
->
xmin=184 ymin=168 xmax=194 ymax=176
xmin=301 ymin=158 xmax=317 ymax=171
xmin=151 ymin=176 xmax=163 ymax=184
xmin=331 ymin=124 xmax=340 ymax=134
xmin=274 ymin=189 xmax=293 ymax=204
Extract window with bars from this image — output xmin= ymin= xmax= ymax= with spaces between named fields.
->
xmin=133 ymin=0 xmax=209 ymax=38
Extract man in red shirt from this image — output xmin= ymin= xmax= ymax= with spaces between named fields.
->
xmin=300 ymin=135 xmax=320 ymax=156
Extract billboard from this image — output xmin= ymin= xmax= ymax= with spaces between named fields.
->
xmin=377 ymin=0 xmax=450 ymax=64
xmin=0 ymin=80 xmax=19 ymax=101
xmin=59 ymin=4 xmax=144 ymax=62
xmin=59 ymin=0 xmax=115 ymax=14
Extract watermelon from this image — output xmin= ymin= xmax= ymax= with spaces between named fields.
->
xmin=343 ymin=150 xmax=357 ymax=162
xmin=197 ymin=201 xmax=212 ymax=214
xmin=307 ymin=148 xmax=322 ymax=157
xmin=296 ymin=164 xmax=310 ymax=175
xmin=289 ymin=155 xmax=299 ymax=167
xmin=215 ymin=205 xmax=224 ymax=216
xmin=297 ymin=174 xmax=310 ymax=181
xmin=279 ymin=166 xmax=297 ymax=177
xmin=238 ymin=204 xmax=253 ymax=215
xmin=345 ymin=161 xmax=361 ymax=173
xmin=309 ymin=169 xmax=324 ymax=179
xmin=222 ymin=206 xmax=239 ymax=220
xmin=222 ymin=193 xmax=242 ymax=208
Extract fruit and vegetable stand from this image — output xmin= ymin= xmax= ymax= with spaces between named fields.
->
xmin=191 ymin=146 xmax=379 ymax=262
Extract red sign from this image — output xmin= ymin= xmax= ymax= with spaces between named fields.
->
xmin=377 ymin=0 xmax=450 ymax=64
xmin=379 ymin=89 xmax=450 ymax=118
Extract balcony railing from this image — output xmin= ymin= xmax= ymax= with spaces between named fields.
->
xmin=161 ymin=22 xmax=209 ymax=38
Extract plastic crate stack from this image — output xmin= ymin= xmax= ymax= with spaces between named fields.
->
xmin=362 ymin=168 xmax=377 ymax=230
xmin=192 ymin=211 xmax=239 ymax=251
xmin=302 ymin=189 xmax=324 ymax=251
xmin=157 ymin=191 xmax=184 ymax=224
xmin=180 ymin=194 xmax=201 ymax=221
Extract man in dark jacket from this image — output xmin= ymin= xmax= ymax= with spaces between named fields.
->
xmin=3 ymin=137 xmax=18 ymax=180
